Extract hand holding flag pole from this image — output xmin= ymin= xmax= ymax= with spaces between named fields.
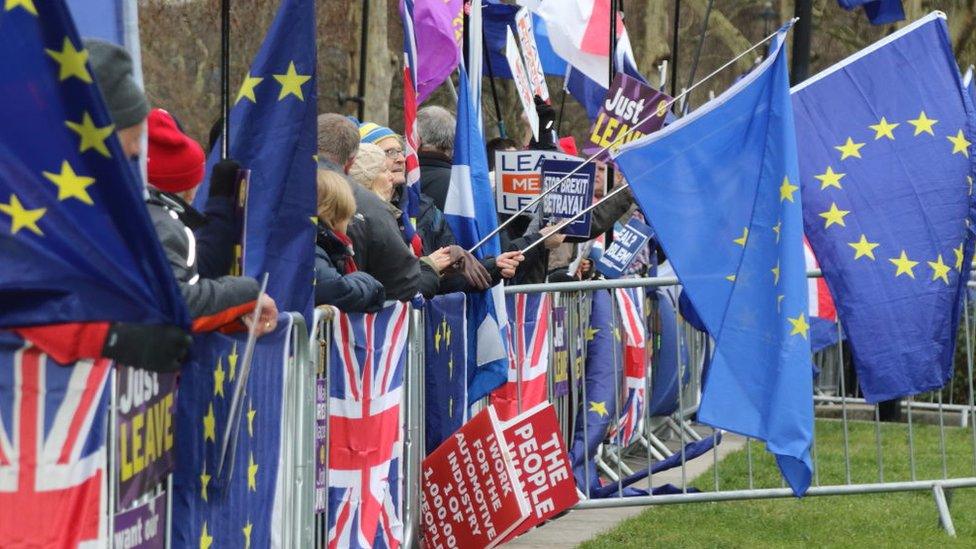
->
xmin=468 ymin=19 xmax=798 ymax=255
xmin=215 ymin=272 xmax=270 ymax=487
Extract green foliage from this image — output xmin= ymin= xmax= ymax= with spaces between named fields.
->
xmin=582 ymin=420 xmax=976 ymax=548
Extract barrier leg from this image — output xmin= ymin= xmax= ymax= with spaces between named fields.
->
xmin=933 ymin=483 xmax=956 ymax=537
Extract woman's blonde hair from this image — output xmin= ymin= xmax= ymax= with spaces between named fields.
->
xmin=348 ymin=142 xmax=388 ymax=192
xmin=316 ymin=169 xmax=356 ymax=227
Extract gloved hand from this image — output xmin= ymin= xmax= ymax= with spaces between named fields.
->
xmin=442 ymin=245 xmax=492 ymax=290
xmin=101 ymin=323 xmax=192 ymax=372
xmin=209 ymin=159 xmax=242 ymax=198
xmin=530 ymin=95 xmax=557 ymax=151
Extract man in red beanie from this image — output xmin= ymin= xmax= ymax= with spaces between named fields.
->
xmin=146 ymin=108 xmax=277 ymax=335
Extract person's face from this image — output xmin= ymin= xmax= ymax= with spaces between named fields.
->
xmin=117 ymin=122 xmax=145 ymax=159
xmin=594 ymin=161 xmax=607 ymax=199
xmin=373 ymin=169 xmax=395 ymax=202
xmin=377 ymin=136 xmax=405 ymax=186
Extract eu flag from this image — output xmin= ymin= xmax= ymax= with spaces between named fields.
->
xmin=424 ymin=292 xmax=467 ymax=453
xmin=194 ymin=0 xmax=316 ymax=321
xmin=172 ymin=315 xmax=294 ymax=548
xmin=0 ymin=2 xmax=187 ymax=328
xmin=614 ymin=27 xmax=814 ymax=495
xmin=792 ymin=13 xmax=975 ymax=402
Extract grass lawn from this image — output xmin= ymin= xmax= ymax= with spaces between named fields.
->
xmin=581 ymin=419 xmax=976 ymax=548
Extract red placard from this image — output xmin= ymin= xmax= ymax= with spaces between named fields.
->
xmin=421 ymin=407 xmax=529 ymax=548
xmin=499 ymin=403 xmax=580 ymax=543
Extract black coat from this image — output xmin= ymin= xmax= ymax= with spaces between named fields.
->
xmin=418 ymin=151 xmax=452 ymax=212
xmin=314 ymin=226 xmax=385 ymax=313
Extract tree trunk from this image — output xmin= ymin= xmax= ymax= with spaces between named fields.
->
xmin=682 ymin=0 xmax=754 ymax=74
xmin=636 ymin=0 xmax=670 ymax=85
xmin=362 ymin=0 xmax=396 ymax=124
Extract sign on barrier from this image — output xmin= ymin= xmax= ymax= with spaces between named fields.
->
xmin=113 ymin=492 xmax=167 ymax=549
xmin=499 ymin=403 xmax=579 ymax=544
xmin=551 ymin=306 xmax=569 ymax=397
xmin=315 ymin=378 xmax=327 ymax=513
xmin=115 ymin=367 xmax=177 ymax=508
xmin=421 ymin=406 xmax=528 ymax=548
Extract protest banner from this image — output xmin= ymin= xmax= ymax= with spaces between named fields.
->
xmin=589 ymin=73 xmax=670 ymax=160
xmin=315 ymin=378 xmax=327 ymax=513
xmin=551 ymin=306 xmax=569 ymax=397
xmin=495 ymin=149 xmax=581 ymax=216
xmin=113 ymin=492 xmax=167 ymax=549
xmin=498 ymin=403 xmax=579 ymax=543
xmin=597 ymin=217 xmax=654 ymax=279
xmin=421 ymin=407 xmax=529 ymax=548
xmin=541 ymin=159 xmax=596 ymax=238
xmin=115 ymin=367 xmax=177 ymax=508
xmin=514 ymin=8 xmax=549 ymax=102
xmin=505 ymin=27 xmax=540 ymax=141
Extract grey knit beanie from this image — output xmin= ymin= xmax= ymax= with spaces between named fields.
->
xmin=83 ymin=39 xmax=148 ymax=129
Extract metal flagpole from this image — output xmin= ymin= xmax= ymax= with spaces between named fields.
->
xmin=469 ymin=22 xmax=793 ymax=254
xmin=682 ymin=0 xmax=714 ymax=115
xmin=220 ymin=0 xmax=230 ymax=159
xmin=483 ymin=33 xmax=507 ymax=137
xmin=670 ymin=0 xmax=680 ymax=98
xmin=357 ymin=0 xmax=370 ymax=120
xmin=605 ymin=0 xmax=618 ymax=248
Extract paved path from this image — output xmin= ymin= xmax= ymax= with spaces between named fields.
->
xmin=506 ymin=432 xmax=747 ymax=548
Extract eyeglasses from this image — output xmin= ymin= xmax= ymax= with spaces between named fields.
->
xmin=383 ymin=148 xmax=404 ymax=159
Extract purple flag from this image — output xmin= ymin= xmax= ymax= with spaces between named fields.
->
xmin=412 ymin=0 xmax=463 ymax=103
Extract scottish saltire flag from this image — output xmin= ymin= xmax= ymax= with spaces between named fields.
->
xmin=399 ymin=0 xmax=421 ymax=245
xmin=327 ymin=303 xmax=409 ymax=548
xmin=610 ymin=286 xmax=646 ymax=446
xmin=792 ymin=13 xmax=976 ymax=402
xmin=0 ymin=333 xmax=111 ymax=547
xmin=0 ymin=2 xmax=187 ymax=329
xmin=411 ymin=0 xmax=463 ymax=103
xmin=172 ymin=316 xmax=293 ymax=548
xmin=615 ymin=27 xmax=815 ymax=496
xmin=195 ymin=0 xmax=316 ymax=320
xmin=837 ymin=0 xmax=905 ymax=25
xmin=443 ymin=66 xmax=511 ymax=403
xmin=491 ymin=293 xmax=552 ymax=421
xmin=568 ymin=290 xmax=622 ymax=495
xmin=424 ymin=293 xmax=467 ymax=453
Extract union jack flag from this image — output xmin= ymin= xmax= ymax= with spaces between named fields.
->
xmin=491 ymin=293 xmax=551 ymax=421
xmin=803 ymin=238 xmax=836 ymax=322
xmin=610 ymin=287 xmax=647 ymax=446
xmin=0 ymin=337 xmax=110 ymax=547
xmin=399 ymin=0 xmax=421 ymax=242
xmin=327 ymin=303 xmax=410 ymax=549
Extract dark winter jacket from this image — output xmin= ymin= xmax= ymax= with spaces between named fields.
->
xmin=418 ymin=150 xmax=453 ymax=211
xmin=147 ymin=191 xmax=258 ymax=331
xmin=314 ymin=225 xmax=386 ymax=313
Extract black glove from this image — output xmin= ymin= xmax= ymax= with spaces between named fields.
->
xmin=101 ymin=323 xmax=192 ymax=372
xmin=530 ymin=95 xmax=557 ymax=151
xmin=209 ymin=159 xmax=242 ymax=198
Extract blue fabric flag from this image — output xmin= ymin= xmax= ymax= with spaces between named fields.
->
xmin=0 ymin=3 xmax=187 ymax=328
xmin=792 ymin=14 xmax=976 ymax=402
xmin=443 ymin=66 xmax=510 ymax=403
xmin=837 ymin=0 xmax=905 ymax=25
xmin=194 ymin=0 xmax=316 ymax=321
xmin=615 ymin=27 xmax=814 ymax=496
xmin=568 ymin=290 xmax=622 ymax=496
xmin=424 ymin=293 xmax=467 ymax=453
xmin=646 ymin=287 xmax=688 ymax=417
xmin=66 ymin=0 xmax=124 ymax=44
xmin=483 ymin=2 xmax=566 ymax=79
xmin=172 ymin=314 xmax=293 ymax=548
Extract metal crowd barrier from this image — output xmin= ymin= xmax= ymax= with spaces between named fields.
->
xmin=501 ymin=275 xmax=976 ymax=538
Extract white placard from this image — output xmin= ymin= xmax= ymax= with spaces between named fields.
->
xmin=514 ymin=8 xmax=550 ymax=102
xmin=505 ymin=27 xmax=540 ymax=141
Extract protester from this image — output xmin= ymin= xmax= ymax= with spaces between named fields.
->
xmin=349 ymin=142 xmax=397 ymax=202
xmin=144 ymin=107 xmax=278 ymax=335
xmin=8 ymin=40 xmax=204 ymax=372
xmin=317 ymin=114 xmax=442 ymax=301
xmin=360 ymin=122 xmax=406 ymax=186
xmin=314 ymin=170 xmax=386 ymax=312
xmin=416 ymin=105 xmax=455 ymax=211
